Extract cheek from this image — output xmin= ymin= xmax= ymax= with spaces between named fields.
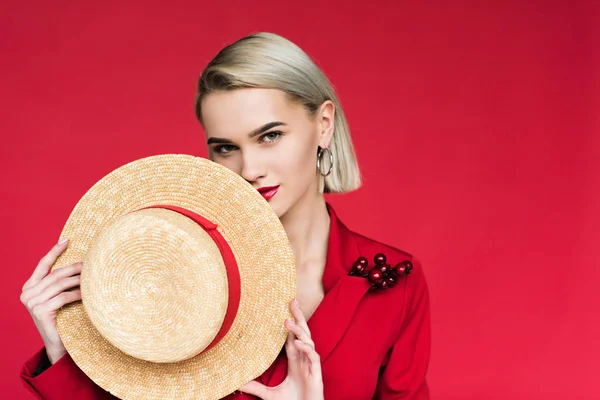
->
xmin=274 ymin=134 xmax=317 ymax=181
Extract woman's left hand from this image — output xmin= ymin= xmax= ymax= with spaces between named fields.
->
xmin=238 ymin=299 xmax=324 ymax=400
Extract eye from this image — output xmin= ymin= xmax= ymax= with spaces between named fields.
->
xmin=212 ymin=144 xmax=237 ymax=156
xmin=259 ymin=131 xmax=282 ymax=143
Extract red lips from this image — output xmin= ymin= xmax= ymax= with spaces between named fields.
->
xmin=257 ymin=185 xmax=279 ymax=201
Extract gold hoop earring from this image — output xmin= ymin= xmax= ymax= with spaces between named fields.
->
xmin=317 ymin=147 xmax=334 ymax=177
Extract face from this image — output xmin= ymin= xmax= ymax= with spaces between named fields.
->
xmin=201 ymin=88 xmax=334 ymax=219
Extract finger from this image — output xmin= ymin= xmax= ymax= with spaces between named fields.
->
xmin=26 ymin=275 xmax=81 ymax=310
xmin=45 ymin=289 xmax=82 ymax=312
xmin=285 ymin=318 xmax=314 ymax=348
xmin=23 ymin=239 xmax=70 ymax=290
xmin=24 ymin=263 xmax=82 ymax=301
xmin=284 ymin=326 xmax=301 ymax=376
xmin=290 ymin=299 xmax=311 ymax=335
xmin=31 ymin=289 xmax=81 ymax=321
xmin=239 ymin=380 xmax=272 ymax=399
xmin=284 ymin=324 xmax=299 ymax=360
xmin=294 ymin=339 xmax=322 ymax=376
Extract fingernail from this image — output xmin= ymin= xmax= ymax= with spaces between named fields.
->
xmin=58 ymin=238 xmax=69 ymax=246
xmin=294 ymin=299 xmax=299 ymax=307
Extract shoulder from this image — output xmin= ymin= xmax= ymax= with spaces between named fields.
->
xmin=350 ymin=228 xmax=413 ymax=260
xmin=348 ymin=228 xmax=425 ymax=275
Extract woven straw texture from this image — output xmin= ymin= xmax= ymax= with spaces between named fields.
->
xmin=52 ymin=154 xmax=296 ymax=400
xmin=83 ymin=208 xmax=229 ymax=363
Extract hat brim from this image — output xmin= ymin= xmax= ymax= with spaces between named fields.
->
xmin=53 ymin=154 xmax=296 ymax=400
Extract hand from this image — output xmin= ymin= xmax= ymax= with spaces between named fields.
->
xmin=239 ymin=299 xmax=324 ymax=400
xmin=20 ymin=238 xmax=83 ymax=364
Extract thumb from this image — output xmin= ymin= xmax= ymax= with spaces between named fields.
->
xmin=239 ymin=380 xmax=271 ymax=399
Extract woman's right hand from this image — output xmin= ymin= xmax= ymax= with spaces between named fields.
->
xmin=20 ymin=238 xmax=83 ymax=364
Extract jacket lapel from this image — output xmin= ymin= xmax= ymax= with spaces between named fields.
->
xmin=307 ymin=203 xmax=372 ymax=363
xmin=261 ymin=204 xmax=372 ymax=387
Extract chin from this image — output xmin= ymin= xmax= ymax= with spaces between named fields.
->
xmin=268 ymin=198 xmax=289 ymax=220
xmin=270 ymin=203 xmax=285 ymax=220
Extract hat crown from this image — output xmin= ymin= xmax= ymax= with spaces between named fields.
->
xmin=81 ymin=208 xmax=229 ymax=363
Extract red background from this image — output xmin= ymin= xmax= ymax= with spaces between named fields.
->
xmin=2 ymin=1 xmax=599 ymax=399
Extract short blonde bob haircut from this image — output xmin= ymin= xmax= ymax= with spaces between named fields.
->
xmin=194 ymin=32 xmax=361 ymax=194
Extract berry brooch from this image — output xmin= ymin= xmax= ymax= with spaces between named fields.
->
xmin=348 ymin=253 xmax=413 ymax=290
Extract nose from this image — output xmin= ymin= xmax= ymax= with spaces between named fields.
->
xmin=240 ymin=151 xmax=265 ymax=184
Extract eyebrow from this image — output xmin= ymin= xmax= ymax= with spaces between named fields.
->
xmin=207 ymin=121 xmax=287 ymax=145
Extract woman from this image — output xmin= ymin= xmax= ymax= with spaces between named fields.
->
xmin=20 ymin=32 xmax=431 ymax=399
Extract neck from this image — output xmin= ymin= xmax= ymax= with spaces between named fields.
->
xmin=279 ymin=192 xmax=330 ymax=271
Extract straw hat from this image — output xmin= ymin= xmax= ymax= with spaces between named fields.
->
xmin=52 ymin=154 xmax=296 ymax=400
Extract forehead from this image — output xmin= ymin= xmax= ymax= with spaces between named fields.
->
xmin=201 ymin=88 xmax=305 ymax=137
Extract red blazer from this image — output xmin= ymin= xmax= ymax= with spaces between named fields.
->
xmin=21 ymin=204 xmax=431 ymax=399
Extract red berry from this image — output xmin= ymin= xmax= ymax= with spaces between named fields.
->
xmin=387 ymin=275 xmax=397 ymax=286
xmin=395 ymin=263 xmax=406 ymax=275
xmin=351 ymin=261 xmax=366 ymax=274
xmin=380 ymin=263 xmax=391 ymax=274
xmin=374 ymin=253 xmax=387 ymax=265
xmin=368 ymin=268 xmax=383 ymax=284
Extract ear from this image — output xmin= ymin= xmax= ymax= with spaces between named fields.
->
xmin=316 ymin=100 xmax=335 ymax=148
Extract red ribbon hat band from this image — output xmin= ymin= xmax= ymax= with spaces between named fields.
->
xmin=143 ymin=204 xmax=241 ymax=353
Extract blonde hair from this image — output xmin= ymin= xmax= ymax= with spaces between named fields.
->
xmin=194 ymin=32 xmax=361 ymax=194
